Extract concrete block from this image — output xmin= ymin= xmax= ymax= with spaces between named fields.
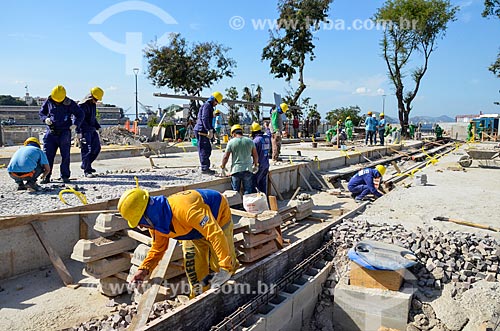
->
xmin=241 ymin=314 xmax=266 ymax=331
xmin=256 ymin=294 xmax=294 ymax=331
xmin=237 ymin=211 xmax=282 ymax=234
xmin=131 ymin=243 xmax=184 ymax=266
xmin=70 ymin=236 xmax=137 ymax=263
xmin=93 ymin=213 xmax=129 ymax=234
xmin=238 ymin=240 xmax=279 ymax=263
xmin=288 ymin=199 xmax=314 ymax=220
xmin=98 ymin=276 xmax=128 ymax=297
xmin=223 ymin=190 xmax=242 ymax=206
xmin=235 ymin=230 xmax=277 ymax=248
xmin=333 ymin=278 xmax=416 ymax=331
xmin=85 ymin=253 xmax=131 ymax=279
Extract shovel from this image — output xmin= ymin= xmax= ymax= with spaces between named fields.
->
xmin=433 ymin=216 xmax=500 ymax=232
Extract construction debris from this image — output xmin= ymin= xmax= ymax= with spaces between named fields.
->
xmin=99 ymin=126 xmax=148 ymax=146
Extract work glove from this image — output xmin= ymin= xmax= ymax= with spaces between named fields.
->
xmin=45 ymin=118 xmax=53 ymax=126
xmin=98 ymin=128 xmax=103 ymax=133
xmin=220 ymin=165 xmax=228 ymax=176
xmin=70 ymin=125 xmax=76 ymax=131
xmin=207 ymin=130 xmax=214 ymax=140
xmin=210 ymin=269 xmax=231 ymax=289
xmin=252 ymin=164 xmax=259 ymax=174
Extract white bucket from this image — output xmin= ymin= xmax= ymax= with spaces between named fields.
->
xmin=413 ymin=172 xmax=427 ymax=186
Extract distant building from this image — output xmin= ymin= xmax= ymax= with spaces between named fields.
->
xmin=455 ymin=111 xmax=483 ymax=123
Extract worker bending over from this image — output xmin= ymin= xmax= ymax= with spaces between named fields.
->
xmin=348 ymin=165 xmax=386 ymax=202
xmin=251 ymin=122 xmax=271 ymax=194
xmin=118 ymin=186 xmax=239 ymax=297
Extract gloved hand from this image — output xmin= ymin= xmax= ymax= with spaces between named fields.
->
xmin=70 ymin=125 xmax=76 ymax=131
xmin=77 ymin=133 xmax=82 ymax=140
xmin=98 ymin=127 xmax=103 ymax=133
xmin=210 ymin=269 xmax=231 ymax=289
xmin=252 ymin=164 xmax=259 ymax=174
xmin=45 ymin=118 xmax=53 ymax=126
xmin=129 ymin=268 xmax=149 ymax=285
xmin=207 ymin=130 xmax=214 ymax=140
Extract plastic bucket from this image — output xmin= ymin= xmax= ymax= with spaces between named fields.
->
xmin=223 ymin=134 xmax=229 ymax=143
xmin=191 ymin=138 xmax=198 ymax=146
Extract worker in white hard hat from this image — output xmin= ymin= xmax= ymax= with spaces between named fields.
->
xmin=347 ymin=165 xmax=386 ymax=202
xmin=118 ymin=185 xmax=239 ymax=298
xmin=78 ymin=87 xmax=104 ymax=178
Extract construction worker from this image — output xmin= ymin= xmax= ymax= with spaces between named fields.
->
xmin=467 ymin=120 xmax=474 ymax=141
xmin=194 ymin=91 xmax=222 ymax=175
xmin=250 ymin=122 xmax=271 ymax=194
xmin=78 ymin=87 xmax=104 ymax=178
xmin=372 ymin=114 xmax=379 ymax=145
xmin=409 ymin=123 xmax=416 ymax=139
xmin=270 ymin=103 xmax=288 ymax=161
xmin=364 ymin=111 xmax=376 ymax=145
xmin=378 ymin=113 xmax=386 ymax=146
xmin=325 ymin=127 xmax=335 ymax=143
xmin=7 ymin=137 xmax=50 ymax=192
xmin=477 ymin=123 xmax=484 ymax=141
xmin=345 ymin=116 xmax=354 ymax=141
xmin=221 ymin=124 xmax=259 ymax=195
xmin=213 ymin=109 xmax=223 ymax=145
xmin=39 ymin=85 xmax=84 ymax=184
xmin=435 ymin=123 xmax=443 ymax=140
xmin=348 ymin=165 xmax=386 ymax=202
xmin=119 ymin=186 xmax=239 ymax=297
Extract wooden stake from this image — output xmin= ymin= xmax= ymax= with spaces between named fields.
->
xmin=305 ymin=164 xmax=328 ymax=189
xmin=268 ymin=176 xmax=284 ymax=200
xmin=286 ymin=187 xmax=301 ymax=206
xmin=298 ymin=169 xmax=314 ymax=191
xmin=268 ymin=196 xmax=278 ymax=211
xmin=391 ymin=161 xmax=401 ymax=174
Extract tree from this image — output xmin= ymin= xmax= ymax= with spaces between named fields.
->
xmin=262 ymin=0 xmax=332 ymax=107
xmin=225 ymin=87 xmax=240 ymax=126
xmin=483 ymin=0 xmax=500 ymax=77
xmin=241 ymin=84 xmax=263 ymax=121
xmin=144 ymin=33 xmax=236 ymax=120
xmin=0 ymin=95 xmax=27 ymax=106
xmin=374 ymin=0 xmax=458 ymax=136
xmin=326 ymin=106 xmax=362 ymax=125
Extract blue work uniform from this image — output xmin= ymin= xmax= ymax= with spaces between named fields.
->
xmin=347 ymin=168 xmax=383 ymax=200
xmin=365 ymin=117 xmax=376 ymax=145
xmin=253 ymin=133 xmax=271 ymax=194
xmin=7 ymin=145 xmax=49 ymax=185
xmin=39 ymin=96 xmax=84 ymax=179
xmin=78 ymin=96 xmax=102 ymax=174
xmin=194 ymin=98 xmax=215 ymax=171
xmin=378 ymin=118 xmax=386 ymax=145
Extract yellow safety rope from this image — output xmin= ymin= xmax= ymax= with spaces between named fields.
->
xmin=59 ymin=186 xmax=88 ymax=205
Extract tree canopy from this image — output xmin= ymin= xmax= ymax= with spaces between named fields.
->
xmin=374 ymin=0 xmax=458 ymax=135
xmin=482 ymin=0 xmax=500 ymax=77
xmin=0 ymin=95 xmax=28 ymax=106
xmin=225 ymin=87 xmax=240 ymax=126
xmin=241 ymin=85 xmax=263 ymax=121
xmin=262 ymin=0 xmax=332 ymax=107
xmin=326 ymin=106 xmax=363 ymax=126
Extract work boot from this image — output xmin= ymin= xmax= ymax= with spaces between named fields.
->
xmin=201 ymin=169 xmax=216 ymax=175
xmin=26 ymin=182 xmax=40 ymax=192
xmin=17 ymin=183 xmax=27 ymax=191
xmin=90 ymin=168 xmax=97 ymax=173
xmin=62 ymin=177 xmax=71 ymax=184
xmin=84 ymin=172 xmax=95 ymax=178
xmin=41 ymin=175 xmax=50 ymax=184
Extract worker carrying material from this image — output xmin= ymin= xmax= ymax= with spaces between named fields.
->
xmin=7 ymin=137 xmax=50 ymax=192
xmin=118 ymin=186 xmax=239 ymax=297
xmin=194 ymin=92 xmax=222 ymax=174
xmin=39 ymin=85 xmax=84 ymax=184
xmin=78 ymin=87 xmax=104 ymax=178
xmin=348 ymin=165 xmax=386 ymax=202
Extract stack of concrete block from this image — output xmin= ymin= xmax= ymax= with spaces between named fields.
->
xmin=223 ymin=190 xmax=243 ymax=207
xmin=287 ymin=194 xmax=314 ymax=221
xmin=234 ymin=211 xmax=282 ymax=263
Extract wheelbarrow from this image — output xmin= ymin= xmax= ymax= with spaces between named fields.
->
xmin=458 ymin=148 xmax=500 ymax=167
xmin=141 ymin=141 xmax=180 ymax=158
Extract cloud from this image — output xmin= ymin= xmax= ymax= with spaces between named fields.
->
xmin=353 ymin=86 xmax=386 ymax=96
xmin=307 ymin=74 xmax=388 ymax=97
xmin=106 ymin=86 xmax=118 ymax=91
xmin=354 ymin=87 xmax=371 ymax=95
xmin=189 ymin=23 xmax=201 ymax=30
xmin=306 ymin=78 xmax=352 ymax=92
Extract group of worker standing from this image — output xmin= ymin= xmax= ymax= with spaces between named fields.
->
xmin=7 ymin=85 xmax=104 ymax=191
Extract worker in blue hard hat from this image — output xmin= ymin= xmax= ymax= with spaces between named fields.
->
xmin=39 ymin=85 xmax=84 ymax=184
xmin=348 ymin=165 xmax=386 ymax=202
xmin=118 ymin=186 xmax=239 ymax=297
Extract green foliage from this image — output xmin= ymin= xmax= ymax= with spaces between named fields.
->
xmin=241 ymin=85 xmax=263 ymax=121
xmin=0 ymin=95 xmax=27 ymax=106
xmin=147 ymin=115 xmax=159 ymax=127
xmin=482 ymin=1 xmax=500 ymax=77
xmin=262 ymin=0 xmax=332 ymax=106
xmin=225 ymin=87 xmax=240 ymax=126
xmin=301 ymin=97 xmax=321 ymax=121
xmin=374 ymin=0 xmax=458 ymax=135
xmin=95 ymin=108 xmax=101 ymax=121
xmin=325 ymin=106 xmax=362 ymax=125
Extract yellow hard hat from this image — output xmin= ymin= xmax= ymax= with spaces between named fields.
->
xmin=230 ymin=124 xmax=243 ymax=134
xmin=346 ymin=116 xmax=351 ymax=120
xmin=212 ymin=91 xmax=223 ymax=103
xmin=380 ymin=113 xmax=385 ymax=117
xmin=51 ymin=85 xmax=66 ymax=103
xmin=24 ymin=137 xmax=41 ymax=147
xmin=118 ymin=183 xmax=150 ymax=228
xmin=90 ymin=87 xmax=104 ymax=101
xmin=214 ymin=109 xmax=221 ymax=114
xmin=375 ymin=165 xmax=386 ymax=176
xmin=280 ymin=103 xmax=289 ymax=113
xmin=250 ymin=122 xmax=262 ymax=132
xmin=367 ymin=111 xmax=372 ymax=115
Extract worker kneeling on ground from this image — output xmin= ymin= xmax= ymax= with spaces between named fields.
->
xmin=7 ymin=137 xmax=51 ymax=192
xmin=348 ymin=165 xmax=386 ymax=202
xmin=118 ymin=185 xmax=239 ymax=297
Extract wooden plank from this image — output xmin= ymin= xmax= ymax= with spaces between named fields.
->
xmin=298 ymin=168 xmax=314 ymax=191
xmin=268 ymin=196 xmax=278 ymax=212
xmin=79 ymin=216 xmax=88 ymax=240
xmin=268 ymin=175 xmax=284 ymax=200
xmin=391 ymin=161 xmax=401 ymax=174
xmin=268 ymin=196 xmax=284 ymax=248
xmin=230 ymin=208 xmax=258 ymax=218
xmin=129 ymin=239 xmax=178 ymax=329
xmin=305 ymin=164 xmax=328 ymax=189
xmin=287 ymin=187 xmax=301 ymax=206
xmin=120 ymin=229 xmax=152 ymax=245
xmin=30 ymin=221 xmax=74 ymax=286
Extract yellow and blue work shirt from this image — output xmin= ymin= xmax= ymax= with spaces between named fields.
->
xmin=138 ymin=189 xmax=233 ymax=273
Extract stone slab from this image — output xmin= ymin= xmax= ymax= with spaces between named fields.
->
xmin=236 ymin=211 xmax=282 ymax=234
xmin=70 ymin=236 xmax=137 ymax=263
xmin=85 ymin=253 xmax=131 ymax=279
xmin=98 ymin=276 xmax=128 ymax=297
xmin=223 ymin=190 xmax=243 ymax=206
xmin=235 ymin=230 xmax=277 ymax=248
xmin=93 ymin=214 xmax=129 ymax=234
xmin=288 ymin=199 xmax=314 ymax=221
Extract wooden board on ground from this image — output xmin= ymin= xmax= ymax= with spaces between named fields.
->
xmin=349 ymin=261 xmax=404 ymax=291
xmin=129 ymin=238 xmax=178 ymax=329
xmin=31 ymin=221 xmax=74 ymax=286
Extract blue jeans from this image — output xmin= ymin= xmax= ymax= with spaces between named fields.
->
xmin=365 ymin=130 xmax=375 ymax=145
xmin=231 ymin=171 xmax=255 ymax=195
xmin=9 ymin=164 xmax=44 ymax=185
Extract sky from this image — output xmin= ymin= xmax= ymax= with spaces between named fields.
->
xmin=0 ymin=0 xmax=499 ymax=121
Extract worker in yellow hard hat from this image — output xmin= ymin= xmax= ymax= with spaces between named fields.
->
xmin=220 ymin=124 xmax=259 ymax=194
xmin=270 ymin=102 xmax=288 ymax=161
xmin=377 ymin=113 xmax=387 ymax=146
xmin=78 ymin=87 xmax=104 ymax=178
xmin=364 ymin=111 xmax=376 ymax=146
xmin=7 ymin=137 xmax=51 ymax=192
xmin=119 ymin=187 xmax=239 ymax=297
xmin=250 ymin=122 xmax=271 ymax=194
xmin=347 ymin=165 xmax=386 ymax=202
xmin=345 ymin=116 xmax=354 ymax=141
xmin=194 ymin=91 xmax=223 ymax=174
xmin=39 ymin=85 xmax=84 ymax=184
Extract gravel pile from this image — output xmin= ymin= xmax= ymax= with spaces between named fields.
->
xmin=99 ymin=126 xmax=148 ymax=146
xmin=0 ymin=167 xmax=219 ymax=216
xmin=307 ymin=219 xmax=500 ymax=331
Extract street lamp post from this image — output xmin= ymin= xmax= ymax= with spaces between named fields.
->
xmin=382 ymin=94 xmax=386 ymax=114
xmin=250 ymin=83 xmax=255 ymax=120
xmin=133 ymin=68 xmax=139 ymax=122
